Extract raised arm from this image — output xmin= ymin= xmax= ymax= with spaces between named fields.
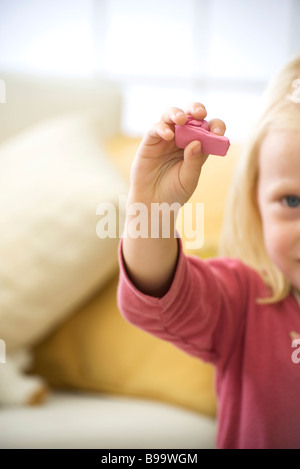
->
xmin=121 ymin=102 xmax=226 ymax=297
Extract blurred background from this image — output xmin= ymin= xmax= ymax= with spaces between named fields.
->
xmin=1 ymin=0 xmax=300 ymax=450
xmin=1 ymin=0 xmax=300 ymax=142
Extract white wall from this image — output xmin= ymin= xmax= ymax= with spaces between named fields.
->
xmin=1 ymin=0 xmax=300 ymax=142
xmin=0 ymin=0 xmax=95 ymax=77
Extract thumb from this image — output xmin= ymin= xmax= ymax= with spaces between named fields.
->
xmin=179 ymin=140 xmax=208 ymax=195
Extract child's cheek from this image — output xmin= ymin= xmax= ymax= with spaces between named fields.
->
xmin=264 ymin=223 xmax=288 ymax=266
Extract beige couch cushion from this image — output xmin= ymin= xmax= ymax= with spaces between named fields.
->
xmin=0 ymin=111 xmax=128 ymax=351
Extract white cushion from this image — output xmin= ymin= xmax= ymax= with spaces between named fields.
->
xmin=0 ymin=391 xmax=217 ymax=449
xmin=0 ymin=111 xmax=128 ymax=351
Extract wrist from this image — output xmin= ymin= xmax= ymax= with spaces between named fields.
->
xmin=124 ymin=201 xmax=179 ymax=240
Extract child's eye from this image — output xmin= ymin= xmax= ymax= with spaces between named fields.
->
xmin=282 ymin=195 xmax=300 ymax=208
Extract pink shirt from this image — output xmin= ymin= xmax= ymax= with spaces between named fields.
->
xmin=117 ymin=237 xmax=300 ymax=449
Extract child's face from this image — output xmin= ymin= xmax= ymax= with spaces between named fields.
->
xmin=258 ymin=129 xmax=300 ymax=292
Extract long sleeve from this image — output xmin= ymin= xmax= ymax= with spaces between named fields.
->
xmin=117 ymin=235 xmax=300 ymax=449
xmin=117 ymin=235 xmax=254 ymax=369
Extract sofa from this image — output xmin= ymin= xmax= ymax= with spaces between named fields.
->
xmin=0 ymin=71 xmax=240 ymax=449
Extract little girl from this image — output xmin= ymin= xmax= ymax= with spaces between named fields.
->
xmin=117 ymin=54 xmax=300 ymax=449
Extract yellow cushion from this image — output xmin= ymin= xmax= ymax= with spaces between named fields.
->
xmin=0 ymin=115 xmax=128 ymax=351
xmin=33 ymin=273 xmax=217 ymax=417
xmin=179 ymin=144 xmax=240 ymax=255
xmin=33 ymin=135 xmax=240 ymax=417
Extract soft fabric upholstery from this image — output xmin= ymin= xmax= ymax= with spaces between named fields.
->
xmin=0 ymin=391 xmax=217 ymax=449
xmin=0 ymin=112 xmax=128 ymax=351
xmin=33 ymin=273 xmax=217 ymax=417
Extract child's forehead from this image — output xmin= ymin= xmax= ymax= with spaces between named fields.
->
xmin=259 ymin=128 xmax=300 ymax=177
xmin=261 ymin=127 xmax=300 ymax=150
xmin=261 ymin=128 xmax=293 ymax=148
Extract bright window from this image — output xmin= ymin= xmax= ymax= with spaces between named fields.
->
xmin=1 ymin=0 xmax=300 ymax=141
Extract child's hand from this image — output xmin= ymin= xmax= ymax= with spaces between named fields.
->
xmin=128 ymin=102 xmax=226 ymax=207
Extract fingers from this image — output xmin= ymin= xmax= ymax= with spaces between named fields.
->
xmin=142 ymin=121 xmax=175 ymax=146
xmin=185 ymin=102 xmax=207 ymax=121
xmin=179 ymin=140 xmax=208 ymax=195
xmin=142 ymin=103 xmax=227 ymax=146
xmin=161 ymin=103 xmax=208 ymax=124
xmin=160 ymin=106 xmax=188 ymax=126
xmin=148 ymin=103 xmax=207 ymax=145
xmin=184 ymin=140 xmax=207 ymax=164
xmin=185 ymin=102 xmax=227 ymax=136
xmin=142 ymin=106 xmax=188 ymax=146
xmin=207 ymin=118 xmax=226 ymax=136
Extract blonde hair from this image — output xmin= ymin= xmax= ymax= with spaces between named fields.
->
xmin=219 ymin=52 xmax=300 ymax=303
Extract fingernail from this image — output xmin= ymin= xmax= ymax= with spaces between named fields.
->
xmin=213 ymin=127 xmax=223 ymax=135
xmin=192 ymin=141 xmax=201 ymax=154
